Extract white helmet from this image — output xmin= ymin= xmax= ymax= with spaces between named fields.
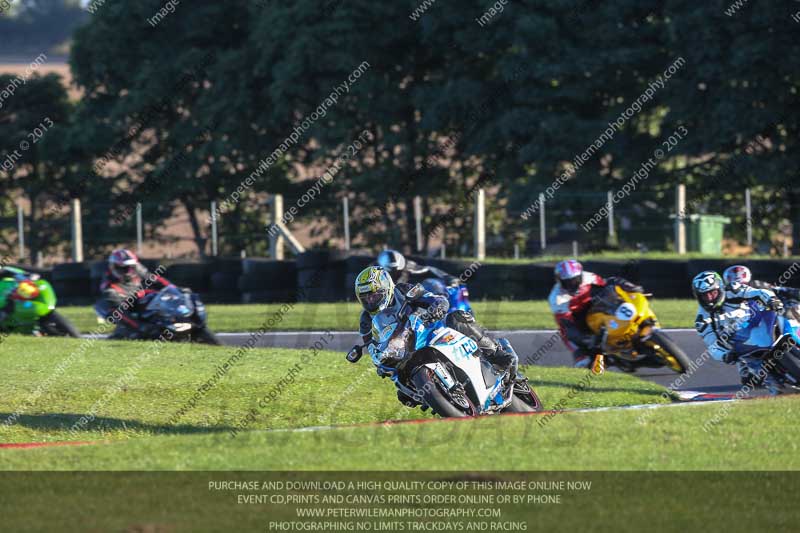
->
xmin=723 ymin=265 xmax=752 ymax=286
xmin=377 ymin=250 xmax=406 ymax=276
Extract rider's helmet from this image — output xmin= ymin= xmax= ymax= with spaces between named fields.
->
xmin=692 ymin=271 xmax=726 ymax=311
xmin=554 ymin=259 xmax=583 ymax=294
xmin=421 ymin=278 xmax=447 ymax=297
xmin=377 ymin=249 xmax=407 ymax=280
xmin=355 ymin=266 xmax=396 ymax=314
xmin=723 ymin=265 xmax=752 ymax=287
xmin=108 ymin=249 xmax=140 ymax=283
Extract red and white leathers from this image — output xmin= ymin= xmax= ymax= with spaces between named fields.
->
xmin=99 ymin=264 xmax=171 ymax=331
xmin=548 ymin=271 xmax=607 ymax=366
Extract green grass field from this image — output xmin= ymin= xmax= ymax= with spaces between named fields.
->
xmin=58 ymin=299 xmax=698 ymax=333
xmin=1 ymin=336 xmax=797 ymax=471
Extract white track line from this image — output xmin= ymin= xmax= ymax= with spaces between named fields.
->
xmin=252 ymin=397 xmax=741 ymax=435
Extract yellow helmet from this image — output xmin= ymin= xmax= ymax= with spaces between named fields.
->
xmin=355 ymin=266 xmax=395 ymax=313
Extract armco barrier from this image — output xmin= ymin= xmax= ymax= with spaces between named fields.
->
xmin=637 ymin=259 xmax=691 ymax=298
xmin=51 ymin=262 xmax=92 ymax=302
xmin=238 ymin=259 xmax=297 ymax=302
xmin=16 ymin=257 xmax=800 ymax=305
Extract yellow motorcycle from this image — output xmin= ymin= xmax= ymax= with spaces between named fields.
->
xmin=585 ymin=284 xmax=691 ymax=375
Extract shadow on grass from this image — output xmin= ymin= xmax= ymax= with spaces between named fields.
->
xmin=530 ymin=380 xmax=669 ymax=398
xmin=0 ymin=413 xmax=235 ymax=436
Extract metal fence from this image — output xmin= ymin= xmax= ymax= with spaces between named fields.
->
xmin=1 ymin=184 xmax=793 ymax=266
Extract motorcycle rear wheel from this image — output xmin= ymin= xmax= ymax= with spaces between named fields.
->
xmin=646 ymin=330 xmax=692 ymax=374
xmin=410 ymin=367 xmax=476 ymax=418
xmin=39 ymin=311 xmax=81 ymax=338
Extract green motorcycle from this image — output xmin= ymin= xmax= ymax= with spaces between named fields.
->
xmin=0 ymin=267 xmax=80 ymax=338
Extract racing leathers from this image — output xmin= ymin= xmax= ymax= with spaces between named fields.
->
xmin=548 ymin=272 xmax=643 ymax=366
xmin=727 ymin=279 xmax=800 ymax=321
xmin=98 ymin=264 xmax=172 ymax=335
xmin=694 ymin=284 xmax=783 ymax=392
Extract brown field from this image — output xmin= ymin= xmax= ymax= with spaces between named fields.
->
xmin=0 ymin=61 xmax=80 ymax=100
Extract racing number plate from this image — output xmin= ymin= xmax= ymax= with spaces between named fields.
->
xmin=454 ymin=337 xmax=479 ymax=359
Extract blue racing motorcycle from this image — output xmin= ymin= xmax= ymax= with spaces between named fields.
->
xmin=422 ymin=278 xmax=473 ymax=315
xmin=347 ymin=305 xmax=541 ymax=418
xmin=728 ymin=301 xmax=800 ymax=389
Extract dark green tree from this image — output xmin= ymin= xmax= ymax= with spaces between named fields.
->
xmin=0 ymin=73 xmax=73 ymax=260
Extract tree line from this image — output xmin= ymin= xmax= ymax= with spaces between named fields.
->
xmin=1 ymin=0 xmax=798 ymax=259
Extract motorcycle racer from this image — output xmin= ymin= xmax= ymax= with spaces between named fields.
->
xmin=98 ymin=249 xmax=172 ymax=334
xmin=548 ymin=259 xmax=644 ymax=368
xmin=353 ymin=267 xmax=518 ymax=392
xmin=692 ymin=270 xmax=784 ymax=392
xmin=723 ymin=264 xmax=800 ymax=320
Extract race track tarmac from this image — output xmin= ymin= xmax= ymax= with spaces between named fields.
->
xmin=216 ymin=329 xmax=750 ymax=395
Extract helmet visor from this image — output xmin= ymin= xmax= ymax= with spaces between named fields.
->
xmin=113 ymin=264 xmax=137 ymax=279
xmin=561 ymin=276 xmax=581 ymax=294
xmin=700 ymin=289 xmax=720 ymax=307
xmin=361 ymin=290 xmax=387 ymax=313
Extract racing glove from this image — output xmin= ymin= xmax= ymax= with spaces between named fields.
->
xmin=768 ymin=296 xmax=785 ymax=313
xmin=421 ymin=304 xmax=447 ymax=324
xmin=722 ymin=350 xmax=738 ymax=364
xmin=607 ymin=276 xmax=644 ymax=294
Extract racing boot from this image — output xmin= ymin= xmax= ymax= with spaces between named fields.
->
xmin=737 ymin=359 xmax=763 ymax=388
xmin=484 ymin=337 xmax=519 ymax=378
xmin=740 ymin=356 xmax=782 ymax=395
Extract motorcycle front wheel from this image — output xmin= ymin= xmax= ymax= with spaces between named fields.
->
xmin=771 ymin=347 xmax=800 ymax=385
xmin=194 ymin=327 xmax=222 ymax=346
xmin=645 ymin=330 xmax=692 ymax=374
xmin=39 ymin=311 xmax=81 ymax=338
xmin=505 ymin=380 xmax=543 ymax=413
xmin=410 ymin=367 xmax=476 ymax=418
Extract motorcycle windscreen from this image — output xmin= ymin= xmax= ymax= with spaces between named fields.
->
xmin=144 ymin=287 xmax=192 ymax=321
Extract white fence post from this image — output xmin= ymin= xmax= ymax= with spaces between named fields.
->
xmin=136 ymin=202 xmax=143 ymax=254
xmin=745 ymin=188 xmax=753 ymax=247
xmin=675 ymin=184 xmax=686 ymax=255
xmin=607 ymin=190 xmax=616 ymax=241
xmin=414 ymin=195 xmax=423 ymax=252
xmin=269 ymin=194 xmax=285 ymax=260
xmin=342 ymin=196 xmax=351 ymax=251
xmin=539 ymin=192 xmax=546 ymax=250
xmin=71 ymin=198 xmax=84 ymax=262
xmin=210 ymin=201 xmax=219 ymax=256
xmin=16 ymin=202 xmax=24 ymax=262
xmin=474 ymin=189 xmax=486 ymax=260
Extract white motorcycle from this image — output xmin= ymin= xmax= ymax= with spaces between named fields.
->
xmin=347 ymin=309 xmax=541 ymax=418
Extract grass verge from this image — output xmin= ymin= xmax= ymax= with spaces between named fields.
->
xmin=0 ymin=336 xmax=672 ymax=469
